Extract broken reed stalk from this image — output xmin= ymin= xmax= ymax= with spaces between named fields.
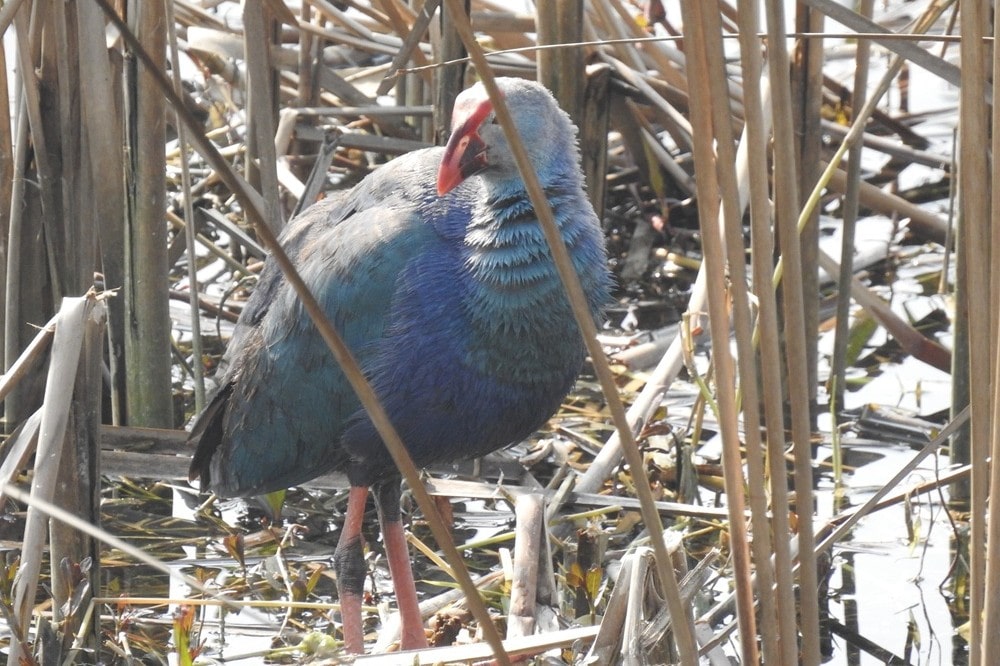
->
xmin=0 ymin=318 xmax=55 ymax=405
xmin=585 ymin=535 xmax=690 ymax=664
xmin=677 ymin=3 xmax=757 ymax=662
xmin=0 ymin=411 xmax=42 ymax=491
xmin=8 ymin=296 xmax=97 ymax=665
xmin=507 ymin=493 xmax=544 ymax=639
xmin=50 ymin=295 xmax=106 ymax=651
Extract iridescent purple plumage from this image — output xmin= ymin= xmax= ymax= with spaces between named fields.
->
xmin=189 ymin=77 xmax=612 ymax=653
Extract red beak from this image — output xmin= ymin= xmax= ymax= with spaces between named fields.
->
xmin=436 ymin=99 xmax=494 ymax=196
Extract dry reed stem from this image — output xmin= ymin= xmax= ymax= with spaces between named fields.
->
xmin=762 ymin=2 xmax=823 ymax=662
xmin=815 ymin=407 xmax=969 ymax=555
xmin=982 ymin=0 xmax=1000 ymax=642
xmin=831 ymin=0 xmax=874 ymax=413
xmin=11 ymin=7 xmax=60 ymax=304
xmin=76 ymin=0 xmax=128 ymax=423
xmin=507 ymin=493 xmax=544 ymax=639
xmin=243 ymin=0 xmax=284 ymax=233
xmin=5 ymin=5 xmax=60 ymax=432
xmin=536 ymin=0 xmax=583 ymax=127
xmin=0 ymin=410 xmax=41 ymax=501
xmin=167 ymin=1 xmax=207 ymax=414
xmin=800 ymin=0 xmax=960 ymax=85
xmin=961 ymin=0 xmax=997 ymax=657
xmin=823 ymin=164 xmax=948 ymax=244
xmin=50 ymin=290 xmax=106 ymax=646
xmin=819 ymin=119 xmax=952 ymax=172
xmin=9 ymin=297 xmax=92 ymax=665
xmin=444 ymin=1 xmax=700 ymax=661
xmin=51 ymin=2 xmax=91 ymax=297
xmin=791 ymin=1 xmax=825 ymax=522
xmin=0 ymin=20 xmax=10 ymax=362
xmin=678 ymin=3 xmax=757 ymax=662
xmin=733 ymin=3 xmax=800 ymax=660
xmin=123 ymin=1 xmax=174 ymax=429
xmin=816 ymin=250 xmax=951 ymax=371
xmin=0 ymin=317 xmax=55 ymax=405
xmin=352 ymin=626 xmax=600 ymax=664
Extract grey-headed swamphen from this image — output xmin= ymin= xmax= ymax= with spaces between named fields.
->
xmin=188 ymin=77 xmax=612 ymax=653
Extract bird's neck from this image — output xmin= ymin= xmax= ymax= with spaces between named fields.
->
xmin=466 ymin=177 xmax=584 ymax=264
xmin=459 ymin=176 xmax=593 ymax=384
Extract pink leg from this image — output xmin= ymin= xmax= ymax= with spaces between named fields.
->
xmin=334 ymin=486 xmax=370 ymax=654
xmin=381 ymin=514 xmax=429 ymax=649
xmin=375 ymin=482 xmax=429 ymax=650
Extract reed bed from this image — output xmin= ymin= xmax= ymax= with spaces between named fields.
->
xmin=0 ymin=1 xmax=988 ymax=664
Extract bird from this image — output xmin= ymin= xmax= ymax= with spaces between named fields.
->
xmin=188 ymin=76 xmax=612 ymax=654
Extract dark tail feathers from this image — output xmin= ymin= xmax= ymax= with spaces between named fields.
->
xmin=187 ymin=382 xmax=234 ymax=490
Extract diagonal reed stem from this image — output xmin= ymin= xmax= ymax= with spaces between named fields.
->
xmin=441 ymin=0 xmax=700 ymax=661
xmin=92 ymin=1 xmax=511 ymax=660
